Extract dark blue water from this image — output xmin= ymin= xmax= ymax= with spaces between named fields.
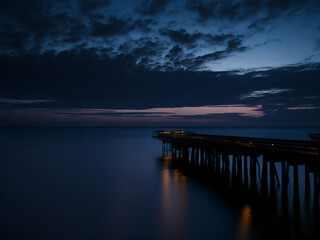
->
xmin=1 ymin=127 xmax=319 ymax=239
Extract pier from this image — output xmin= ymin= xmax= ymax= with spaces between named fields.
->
xmin=155 ymin=130 xmax=320 ymax=238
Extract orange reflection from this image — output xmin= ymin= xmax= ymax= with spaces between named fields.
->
xmin=162 ymin=158 xmax=171 ymax=215
xmin=237 ymin=205 xmax=252 ymax=240
xmin=173 ymin=169 xmax=188 ymax=182
xmin=159 ymin=155 xmax=189 ymax=238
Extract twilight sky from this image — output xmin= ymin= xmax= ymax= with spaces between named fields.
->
xmin=0 ymin=0 xmax=320 ymax=126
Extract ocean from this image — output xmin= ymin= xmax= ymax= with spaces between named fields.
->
xmin=1 ymin=127 xmax=320 ymax=239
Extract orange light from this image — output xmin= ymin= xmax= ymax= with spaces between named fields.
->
xmin=237 ymin=205 xmax=252 ymax=240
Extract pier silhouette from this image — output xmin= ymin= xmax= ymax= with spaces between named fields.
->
xmin=155 ymin=130 xmax=320 ymax=239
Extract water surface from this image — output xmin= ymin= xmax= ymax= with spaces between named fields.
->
xmin=1 ymin=127 xmax=319 ymax=239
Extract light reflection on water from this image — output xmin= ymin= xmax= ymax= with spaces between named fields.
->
xmin=237 ymin=205 xmax=252 ymax=240
xmin=159 ymin=156 xmax=256 ymax=240
xmin=159 ymin=156 xmax=189 ymax=240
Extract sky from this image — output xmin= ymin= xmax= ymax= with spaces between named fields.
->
xmin=0 ymin=0 xmax=320 ymax=126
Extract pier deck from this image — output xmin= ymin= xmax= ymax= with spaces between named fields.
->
xmin=155 ymin=130 xmax=320 ymax=160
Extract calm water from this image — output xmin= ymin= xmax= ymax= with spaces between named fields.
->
xmin=1 ymin=127 xmax=320 ymax=240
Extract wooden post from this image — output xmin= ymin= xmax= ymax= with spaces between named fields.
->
xmin=244 ymin=155 xmax=248 ymax=192
xmin=293 ymin=165 xmax=300 ymax=227
xmin=250 ymin=156 xmax=258 ymax=196
xmin=270 ymin=161 xmax=276 ymax=211
xmin=313 ymin=174 xmax=319 ymax=225
xmin=261 ymin=157 xmax=268 ymax=203
xmin=305 ymin=166 xmax=310 ymax=199
xmin=281 ymin=161 xmax=288 ymax=220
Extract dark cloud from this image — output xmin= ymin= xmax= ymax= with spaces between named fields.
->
xmin=0 ymin=0 xmax=160 ymax=55
xmin=114 ymin=34 xmax=245 ymax=71
xmin=177 ymin=37 xmax=248 ymax=70
xmin=131 ymin=40 xmax=164 ymax=57
xmin=185 ymin=0 xmax=215 ymax=20
xmin=185 ymin=0 xmax=259 ymax=22
xmin=0 ymin=0 xmax=159 ymax=55
xmin=0 ymin=0 xmax=319 ymax=57
xmin=0 ymin=31 xmax=31 ymax=54
xmin=116 ymin=37 xmax=166 ymax=67
xmin=0 ymin=1 xmax=49 ymax=53
xmin=159 ymin=28 xmax=202 ymax=45
xmin=137 ymin=31 xmax=248 ymax=70
xmin=77 ymin=0 xmax=110 ymax=13
xmin=0 ymin=49 xmax=319 ymax=125
xmin=131 ymin=18 xmax=158 ymax=32
xmin=159 ymin=28 xmax=236 ymax=46
xmin=0 ymin=0 xmax=51 ymax=18
xmin=61 ymin=22 xmax=88 ymax=43
xmin=247 ymin=17 xmax=270 ymax=31
xmin=165 ymin=45 xmax=184 ymax=60
xmin=185 ymin=0 xmax=317 ymax=29
xmin=136 ymin=0 xmax=170 ymax=15
xmin=91 ymin=17 xmax=129 ymax=37
xmin=0 ymin=49 xmax=319 ymax=108
xmin=91 ymin=17 xmax=157 ymax=37
xmin=0 ymin=0 xmax=85 ymax=54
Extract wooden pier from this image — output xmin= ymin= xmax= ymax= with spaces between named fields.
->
xmin=154 ymin=130 xmax=320 ymax=238
xmin=157 ymin=129 xmax=319 ymax=153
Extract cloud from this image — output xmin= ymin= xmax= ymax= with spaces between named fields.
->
xmin=185 ymin=0 xmax=317 ymax=23
xmin=0 ymin=105 xmax=264 ymax=127
xmin=287 ymin=105 xmax=320 ymax=110
xmin=178 ymin=37 xmax=248 ymax=70
xmin=0 ymin=97 xmax=55 ymax=105
xmin=109 ymin=105 xmax=264 ymax=118
xmin=1 ymin=0 xmax=318 ymax=74
xmin=77 ymin=0 xmax=110 ymax=14
xmin=130 ymin=38 xmax=166 ymax=57
xmin=0 ymin=1 xmax=86 ymax=54
xmin=240 ymin=88 xmax=292 ymax=100
xmin=108 ymin=33 xmax=247 ymax=71
xmin=247 ymin=17 xmax=272 ymax=31
xmin=0 ymin=31 xmax=31 ymax=54
xmin=185 ymin=0 xmax=215 ymax=20
xmin=90 ymin=16 xmax=129 ymax=37
xmin=1 ymin=49 xmax=318 ymax=108
xmin=184 ymin=0 xmax=320 ymax=38
xmin=91 ymin=17 xmax=157 ymax=38
xmin=165 ymin=45 xmax=184 ymax=60
xmin=37 ymin=105 xmax=264 ymax=118
xmin=159 ymin=28 xmax=236 ymax=46
xmin=0 ymin=0 xmax=159 ymax=55
xmin=131 ymin=18 xmax=158 ymax=32
xmin=136 ymin=0 xmax=169 ymax=15
xmin=0 ymin=48 xmax=319 ymax=126
xmin=159 ymin=28 xmax=203 ymax=45
xmin=251 ymin=73 xmax=269 ymax=78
